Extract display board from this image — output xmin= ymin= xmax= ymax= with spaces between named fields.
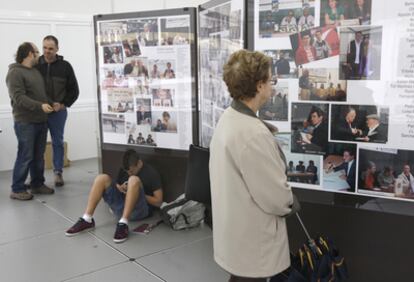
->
xmin=252 ymin=0 xmax=414 ymax=202
xmin=199 ymin=0 xmax=246 ymax=147
xmin=94 ymin=8 xmax=197 ymax=151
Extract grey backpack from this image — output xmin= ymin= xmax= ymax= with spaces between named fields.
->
xmin=160 ymin=194 xmax=205 ymax=230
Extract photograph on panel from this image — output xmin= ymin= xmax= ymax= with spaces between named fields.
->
xmin=151 ymin=111 xmax=177 ymax=133
xmin=126 ymin=122 xmax=156 ymax=146
xmin=291 ymin=103 xmax=329 ymax=155
xmin=210 ymin=77 xmax=231 ymax=110
xmin=229 ymin=9 xmax=242 ymax=43
xmin=259 ymin=80 xmax=288 ymax=121
xmin=151 ymin=88 xmax=174 ymax=107
xmin=276 ymin=133 xmax=321 ymax=186
xmin=290 ymin=26 xmax=340 ymax=66
xmin=198 ymin=1 xmax=243 ymax=147
xmin=320 ymin=0 xmax=372 ymax=27
xmin=123 ymin=57 xmax=149 ymax=79
xmin=147 ymin=59 xmax=177 ymax=80
xmin=99 ymin=21 xmax=127 ymax=46
xmin=298 ymin=68 xmax=347 ymax=101
xmin=132 ymin=77 xmax=150 ymax=96
xmin=258 ymin=0 xmax=316 ymax=38
xmin=160 ymin=16 xmax=190 ymax=45
xmin=100 ymin=66 xmax=125 ymax=89
xmin=136 ymin=98 xmax=152 ymax=125
xmin=323 ymin=143 xmax=357 ymax=192
xmin=102 ymin=114 xmax=125 ymax=134
xmin=264 ymin=49 xmax=297 ymax=78
xmin=121 ymin=33 xmax=141 ymax=57
xmin=357 ymin=147 xmax=414 ymax=200
xmin=330 ymin=104 xmax=389 ymax=143
xmin=127 ymin=19 xmax=159 ymax=47
xmin=214 ymin=108 xmax=225 ymax=126
xmin=103 ymin=45 xmax=124 ymax=64
xmin=339 ymin=26 xmax=382 ymax=80
xmin=201 ymin=125 xmax=214 ymax=148
xmin=202 ymin=100 xmax=214 ymax=128
xmin=106 ymin=88 xmax=134 ymax=113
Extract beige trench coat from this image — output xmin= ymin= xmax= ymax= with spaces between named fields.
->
xmin=209 ymin=106 xmax=293 ymax=278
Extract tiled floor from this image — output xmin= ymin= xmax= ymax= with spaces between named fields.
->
xmin=0 ymin=159 xmax=228 ymax=282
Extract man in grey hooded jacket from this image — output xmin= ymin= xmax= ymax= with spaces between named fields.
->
xmin=6 ymin=42 xmax=55 ymax=200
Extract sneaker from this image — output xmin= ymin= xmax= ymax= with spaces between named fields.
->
xmin=65 ymin=218 xmax=95 ymax=236
xmin=113 ymin=223 xmax=129 ymax=243
xmin=10 ymin=191 xmax=33 ymax=201
xmin=31 ymin=184 xmax=55 ymax=194
xmin=54 ymin=173 xmax=64 ymax=187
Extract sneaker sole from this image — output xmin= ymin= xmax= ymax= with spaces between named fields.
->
xmin=55 ymin=182 xmax=64 ymax=187
xmin=65 ymin=227 xmax=95 ymax=237
xmin=10 ymin=194 xmax=33 ymax=201
xmin=113 ymin=237 xmax=128 ymax=243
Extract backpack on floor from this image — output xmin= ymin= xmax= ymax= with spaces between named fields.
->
xmin=160 ymin=194 xmax=205 ymax=230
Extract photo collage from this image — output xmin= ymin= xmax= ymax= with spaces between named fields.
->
xmin=254 ymin=0 xmax=412 ymax=201
xmin=199 ymin=1 xmax=244 ymax=147
xmin=97 ymin=15 xmax=193 ymax=150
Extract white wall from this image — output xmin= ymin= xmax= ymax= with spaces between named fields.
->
xmin=0 ymin=0 xmax=205 ymax=171
xmin=0 ymin=0 xmax=112 ymax=14
xmin=0 ymin=10 xmax=100 ymax=171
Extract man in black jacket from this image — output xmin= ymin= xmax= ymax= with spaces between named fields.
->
xmin=306 ymin=107 xmax=328 ymax=154
xmin=361 ymin=114 xmax=388 ymax=143
xmin=36 ymin=35 xmax=79 ymax=187
xmin=346 ymin=31 xmax=363 ymax=79
xmin=332 ymin=149 xmax=356 ymax=192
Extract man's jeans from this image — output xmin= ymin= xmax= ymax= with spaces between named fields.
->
xmin=12 ymin=121 xmax=47 ymax=192
xmin=47 ymin=108 xmax=67 ymax=174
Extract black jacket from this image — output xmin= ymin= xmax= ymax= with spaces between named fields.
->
xmin=363 ymin=123 xmax=388 ymax=143
xmin=311 ymin=121 xmax=328 ymax=153
xmin=334 ymin=160 xmax=356 ymax=191
xmin=36 ymin=55 xmax=79 ymax=107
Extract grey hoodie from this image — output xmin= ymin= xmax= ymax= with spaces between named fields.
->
xmin=6 ymin=63 xmax=51 ymax=123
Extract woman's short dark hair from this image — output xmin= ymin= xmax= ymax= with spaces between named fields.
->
xmin=15 ymin=42 xmax=34 ymax=63
xmin=43 ymin=35 xmax=59 ymax=48
xmin=223 ymin=49 xmax=271 ymax=100
xmin=122 ymin=149 xmax=140 ymax=170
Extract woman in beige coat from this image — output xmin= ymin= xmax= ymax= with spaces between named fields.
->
xmin=209 ymin=50 xmax=299 ymax=281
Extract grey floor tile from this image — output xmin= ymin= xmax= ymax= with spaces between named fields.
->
xmin=0 ymin=158 xmax=221 ymax=282
xmin=0 ymin=231 xmax=127 ymax=282
xmin=0 ymin=201 xmax=71 ymax=245
xmin=137 ymin=237 xmax=228 ymax=282
xmin=43 ymin=193 xmax=116 ymax=225
xmin=93 ymin=222 xmax=212 ymax=259
xmin=64 ymin=261 xmax=163 ymax=282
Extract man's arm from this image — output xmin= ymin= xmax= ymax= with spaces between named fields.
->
xmin=145 ymin=188 xmax=163 ymax=207
xmin=7 ymin=70 xmax=44 ymax=111
xmin=62 ymin=62 xmax=79 ymax=107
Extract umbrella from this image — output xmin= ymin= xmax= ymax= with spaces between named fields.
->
xmin=272 ymin=213 xmax=348 ymax=282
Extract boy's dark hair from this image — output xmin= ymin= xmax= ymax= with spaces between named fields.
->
xmin=122 ymin=149 xmax=140 ymax=170
xmin=15 ymin=42 xmax=34 ymax=63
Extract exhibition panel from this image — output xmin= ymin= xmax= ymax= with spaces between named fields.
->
xmin=94 ymin=1 xmax=414 ymax=206
xmin=94 ymin=8 xmax=198 ymax=152
xmin=198 ymin=0 xmax=246 ymax=147
xmin=250 ymin=0 xmax=414 ymax=203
